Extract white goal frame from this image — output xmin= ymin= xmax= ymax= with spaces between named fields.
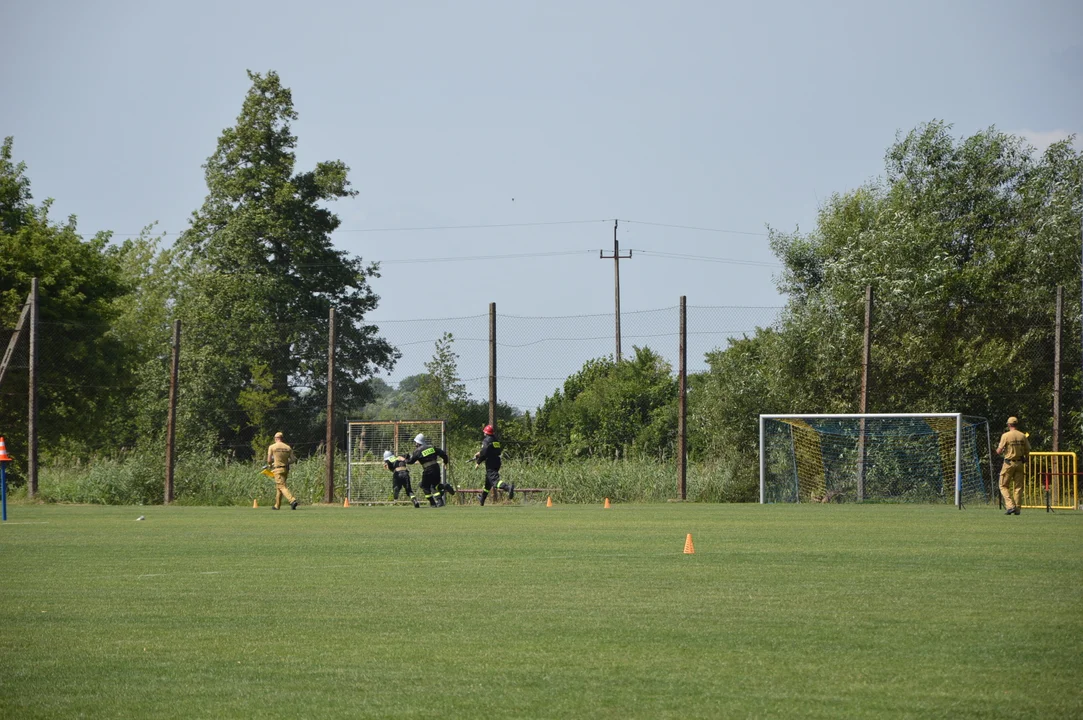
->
xmin=759 ymin=413 xmax=975 ymax=507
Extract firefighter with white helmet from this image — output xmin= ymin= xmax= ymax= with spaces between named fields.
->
xmin=405 ymin=433 xmax=451 ymax=507
xmin=383 ymin=450 xmax=420 ymax=508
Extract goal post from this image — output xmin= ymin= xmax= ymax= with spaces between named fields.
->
xmin=759 ymin=413 xmax=993 ymax=507
xmin=346 ymin=420 xmax=446 ymax=504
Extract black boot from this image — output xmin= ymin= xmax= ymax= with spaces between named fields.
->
xmin=479 ymin=491 xmax=487 ymax=507
xmin=412 ymin=496 xmax=420 ymax=508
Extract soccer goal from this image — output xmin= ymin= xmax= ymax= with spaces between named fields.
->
xmin=346 ymin=420 xmax=446 ymax=504
xmin=759 ymin=414 xmax=993 ymax=507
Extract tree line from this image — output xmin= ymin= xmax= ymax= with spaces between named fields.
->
xmin=2 ymin=69 xmax=1080 ymax=490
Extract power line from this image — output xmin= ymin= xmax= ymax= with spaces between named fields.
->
xmin=101 ymin=216 xmax=780 ymax=267
xmin=380 ymin=250 xmax=593 ymax=265
xmin=178 ymin=247 xmax=775 ymax=268
xmin=621 ymin=219 xmax=769 ymax=237
xmin=106 ymin=217 xmax=770 ymax=238
xmin=335 ymin=219 xmax=610 ymax=233
xmin=633 ymin=250 xmax=780 ymax=268
xmin=106 ymin=219 xmax=611 ymax=237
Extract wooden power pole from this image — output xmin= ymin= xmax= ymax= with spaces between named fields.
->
xmin=325 ymin=307 xmax=336 ymax=504
xmin=678 ymin=296 xmax=687 ymax=500
xmin=1053 ymin=285 xmax=1062 ymax=451
xmin=600 ymin=220 xmax=632 ymax=361
xmin=165 ymin=320 xmax=180 ymax=504
xmin=489 ymin=302 xmax=497 ymax=428
xmin=28 ymin=278 xmax=38 ymax=498
xmin=856 ymin=285 xmax=873 ymax=502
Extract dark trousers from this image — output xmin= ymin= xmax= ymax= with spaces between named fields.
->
xmin=420 ymin=472 xmax=442 ymax=496
xmin=392 ymin=473 xmax=414 ymax=499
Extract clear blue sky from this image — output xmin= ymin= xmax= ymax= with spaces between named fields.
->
xmin=3 ymin=0 xmax=1080 ymax=324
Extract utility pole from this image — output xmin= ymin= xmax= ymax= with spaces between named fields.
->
xmin=489 ymin=302 xmax=497 ymax=428
xmin=165 ymin=320 xmax=181 ymax=504
xmin=28 ymin=278 xmax=38 ymax=498
xmin=325 ymin=307 xmax=336 ymax=504
xmin=600 ymin=220 xmax=632 ymax=361
xmin=1053 ymin=286 xmax=1062 ymax=452
xmin=678 ymin=296 xmax=687 ymax=501
xmin=857 ymin=285 xmax=873 ymax=503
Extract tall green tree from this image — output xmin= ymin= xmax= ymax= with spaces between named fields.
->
xmin=107 ymin=226 xmax=178 ymax=447
xmin=173 ymin=71 xmax=396 ymax=455
xmin=412 ymin=333 xmax=469 ymax=424
xmin=0 ymin=137 xmax=130 ymax=467
xmin=693 ymin=122 xmax=1082 ymax=463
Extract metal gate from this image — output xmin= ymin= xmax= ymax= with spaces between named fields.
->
xmin=345 ymin=420 xmax=446 ymax=504
xmin=1023 ymin=452 xmax=1078 ymax=510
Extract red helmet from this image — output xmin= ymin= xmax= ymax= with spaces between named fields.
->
xmin=483 ymin=425 xmax=495 ymax=436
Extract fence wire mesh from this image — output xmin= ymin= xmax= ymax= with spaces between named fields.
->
xmin=1 ymin=293 xmax=1079 ymax=504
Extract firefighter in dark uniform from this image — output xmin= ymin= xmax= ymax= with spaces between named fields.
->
xmin=406 ymin=433 xmax=450 ymax=507
xmin=384 ymin=450 xmax=421 ymax=508
xmin=996 ymin=416 xmax=1031 ymax=515
xmin=473 ymin=424 xmax=514 ymax=506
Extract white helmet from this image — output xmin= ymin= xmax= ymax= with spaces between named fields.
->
xmin=414 ymin=433 xmax=426 ymax=445
xmin=383 ymin=450 xmax=394 ymax=461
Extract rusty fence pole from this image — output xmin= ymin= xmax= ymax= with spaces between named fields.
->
xmin=1053 ymin=286 xmax=1062 ymax=452
xmin=678 ymin=296 xmax=687 ymax=500
xmin=325 ymin=307 xmax=336 ymax=504
xmin=489 ymin=302 xmax=497 ymax=428
xmin=856 ymin=284 xmax=873 ymax=503
xmin=165 ymin=320 xmax=180 ymax=504
xmin=28 ymin=278 xmax=39 ymax=498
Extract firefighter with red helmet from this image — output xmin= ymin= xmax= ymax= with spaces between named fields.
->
xmin=473 ymin=424 xmax=514 ymax=506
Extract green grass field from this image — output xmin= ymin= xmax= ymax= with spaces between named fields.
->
xmin=1 ymin=502 xmax=1080 ymax=719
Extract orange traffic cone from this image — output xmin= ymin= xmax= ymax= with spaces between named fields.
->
xmin=252 ymin=498 xmax=259 ymax=508
xmin=343 ymin=497 xmax=350 ymax=508
xmin=684 ymin=533 xmax=695 ymax=554
xmin=0 ymin=437 xmax=11 ymax=462
xmin=546 ymin=495 xmax=553 ymax=508
xmin=604 ymin=497 xmax=611 ymax=509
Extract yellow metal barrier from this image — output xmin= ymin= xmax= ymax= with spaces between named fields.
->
xmin=1023 ymin=452 xmax=1078 ymax=510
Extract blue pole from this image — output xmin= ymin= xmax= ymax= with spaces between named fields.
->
xmin=1 ymin=461 xmax=7 ymax=522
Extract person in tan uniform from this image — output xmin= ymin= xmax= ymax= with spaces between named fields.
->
xmin=266 ymin=431 xmax=299 ymax=510
xmin=996 ymin=417 xmax=1030 ymax=515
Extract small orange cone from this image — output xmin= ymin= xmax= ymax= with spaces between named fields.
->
xmin=343 ymin=497 xmax=350 ymax=508
xmin=252 ymin=498 xmax=259 ymax=508
xmin=604 ymin=497 xmax=611 ymax=509
xmin=546 ymin=495 xmax=553 ymax=507
xmin=0 ymin=437 xmax=11 ymax=462
xmin=684 ymin=533 xmax=695 ymax=554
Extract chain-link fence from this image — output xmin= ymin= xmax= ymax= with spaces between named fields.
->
xmin=370 ymin=305 xmax=780 ymax=415
xmin=1 ymin=290 xmax=1079 ymax=503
